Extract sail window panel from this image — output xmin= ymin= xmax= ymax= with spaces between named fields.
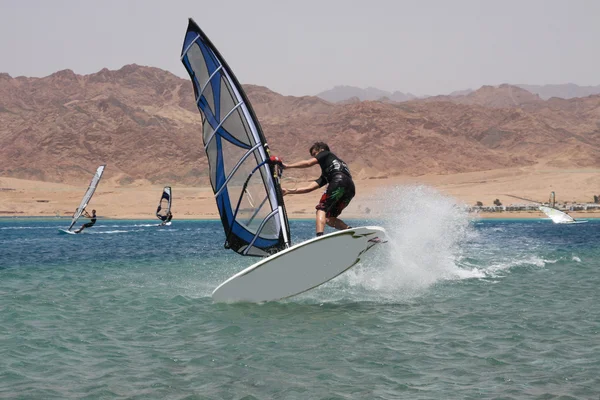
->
xmin=201 ymin=76 xmax=216 ymax=119
xmin=219 ymin=140 xmax=256 ymax=213
xmin=187 ymin=44 xmax=217 ymax=118
xmin=255 ymin=168 xmax=281 ymax=238
xmin=219 ymin=75 xmax=239 ymax=115
xmin=187 ymin=44 xmax=210 ymax=97
xmin=205 ymin=139 xmax=219 ymax=192
xmin=239 ymin=165 xmax=276 ymax=237
xmin=220 ymin=139 xmax=252 ymax=188
xmin=242 ymin=156 xmax=279 ymax=238
xmin=254 ymin=205 xmax=281 ymax=238
xmin=254 ymin=202 xmax=281 ymax=238
xmin=202 ymin=117 xmax=213 ymax=145
xmin=221 ymin=107 xmax=253 ymax=148
xmin=249 ymin=151 xmax=280 ymax=238
xmin=219 ymin=76 xmax=252 ymax=147
xmin=200 ymin=42 xmax=222 ymax=76
xmin=262 ymin=218 xmax=280 ymax=238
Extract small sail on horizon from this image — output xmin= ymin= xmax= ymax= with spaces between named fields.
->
xmin=67 ymin=165 xmax=105 ymax=231
xmin=156 ymin=186 xmax=172 ymax=220
xmin=180 ymin=18 xmax=290 ymax=256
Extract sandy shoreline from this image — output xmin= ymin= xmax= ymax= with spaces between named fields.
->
xmin=2 ymin=166 xmax=599 ymax=220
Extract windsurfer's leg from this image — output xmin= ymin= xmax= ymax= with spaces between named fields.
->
xmin=316 ymin=210 xmax=326 ymax=236
xmin=324 ymin=190 xmax=353 ymax=230
xmin=315 ymin=190 xmax=329 ymax=236
xmin=78 ymin=222 xmax=94 ymax=233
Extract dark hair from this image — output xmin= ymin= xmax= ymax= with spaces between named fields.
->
xmin=309 ymin=142 xmax=330 ymax=156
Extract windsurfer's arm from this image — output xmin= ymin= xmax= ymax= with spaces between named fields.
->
xmin=282 ymin=181 xmax=320 ymax=196
xmin=282 ymin=158 xmax=318 ymax=169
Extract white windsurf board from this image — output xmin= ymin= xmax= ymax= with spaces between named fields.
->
xmin=212 ymin=226 xmax=387 ymax=303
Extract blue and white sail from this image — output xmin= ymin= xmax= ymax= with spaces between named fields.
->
xmin=180 ymin=19 xmax=290 ymax=256
xmin=67 ymin=165 xmax=105 ymax=231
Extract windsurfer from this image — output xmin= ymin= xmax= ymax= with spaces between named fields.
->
xmin=158 ymin=211 xmax=173 ymax=226
xmin=280 ymin=142 xmax=355 ymax=237
xmin=75 ymin=209 xmax=97 ymax=233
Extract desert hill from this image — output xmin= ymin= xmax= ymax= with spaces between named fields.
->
xmin=1 ymin=65 xmax=600 ymax=186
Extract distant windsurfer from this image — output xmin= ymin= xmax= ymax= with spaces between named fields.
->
xmin=156 ymin=206 xmax=173 ymax=226
xmin=74 ymin=209 xmax=97 ymax=233
xmin=280 ymin=142 xmax=355 ymax=237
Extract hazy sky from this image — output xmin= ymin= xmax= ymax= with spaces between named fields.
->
xmin=1 ymin=0 xmax=598 ymax=96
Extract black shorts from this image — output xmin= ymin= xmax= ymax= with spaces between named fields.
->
xmin=83 ymin=222 xmax=95 ymax=229
xmin=316 ymin=173 xmax=355 ymax=218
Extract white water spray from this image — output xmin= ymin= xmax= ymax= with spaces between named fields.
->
xmin=341 ymin=185 xmax=482 ymax=298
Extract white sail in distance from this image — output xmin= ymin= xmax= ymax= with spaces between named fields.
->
xmin=67 ymin=165 xmax=105 ymax=231
xmin=539 ymin=205 xmax=575 ymax=224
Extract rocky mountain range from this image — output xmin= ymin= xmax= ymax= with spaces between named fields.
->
xmin=317 ymin=86 xmax=417 ymax=103
xmin=1 ymin=65 xmax=599 ymax=185
xmin=419 ymin=84 xmax=544 ymax=108
xmin=516 ymin=83 xmax=600 ymax=100
xmin=318 ymin=83 xmax=600 ymax=103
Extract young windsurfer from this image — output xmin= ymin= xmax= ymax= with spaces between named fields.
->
xmin=280 ymin=142 xmax=355 ymax=237
xmin=75 ymin=209 xmax=97 ymax=233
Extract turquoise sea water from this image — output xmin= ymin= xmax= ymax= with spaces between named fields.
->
xmin=1 ymin=200 xmax=599 ymax=398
